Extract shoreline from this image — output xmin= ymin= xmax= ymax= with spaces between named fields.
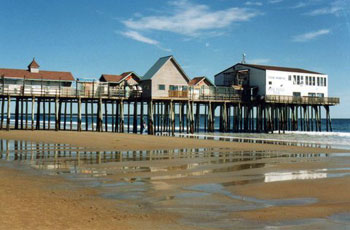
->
xmin=0 ymin=130 xmax=348 ymax=154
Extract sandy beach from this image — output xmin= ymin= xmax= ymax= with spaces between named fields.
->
xmin=0 ymin=130 xmax=349 ymax=229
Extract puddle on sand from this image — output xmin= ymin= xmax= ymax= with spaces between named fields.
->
xmin=1 ymin=139 xmax=350 ymax=230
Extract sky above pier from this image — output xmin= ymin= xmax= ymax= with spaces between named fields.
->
xmin=0 ymin=0 xmax=349 ymax=117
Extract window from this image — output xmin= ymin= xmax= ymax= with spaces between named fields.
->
xmin=317 ymin=77 xmax=320 ymax=86
xmin=306 ymin=76 xmax=309 ymax=85
xmin=293 ymin=92 xmax=301 ymax=97
xmin=300 ymin=76 xmax=304 ymax=85
xmin=293 ymin=75 xmax=296 ymax=85
xmin=297 ymin=75 xmax=300 ymax=85
xmin=288 ymin=75 xmax=291 ymax=81
xmin=313 ymin=77 xmax=316 ymax=86
xmin=308 ymin=93 xmax=316 ymax=97
xmin=317 ymin=93 xmax=324 ymax=98
xmin=324 ymin=78 xmax=327 ymax=87
xmin=269 ymin=81 xmax=272 ymax=85
xmin=158 ymin=84 xmax=165 ymax=90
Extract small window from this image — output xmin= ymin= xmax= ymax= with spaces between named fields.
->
xmin=317 ymin=77 xmax=320 ymax=86
xmin=288 ymin=75 xmax=291 ymax=81
xmin=293 ymin=92 xmax=301 ymax=97
xmin=158 ymin=84 xmax=165 ymax=90
xmin=306 ymin=76 xmax=309 ymax=85
xmin=324 ymin=78 xmax=327 ymax=87
xmin=297 ymin=75 xmax=300 ymax=85
xmin=313 ymin=77 xmax=316 ymax=86
xmin=269 ymin=81 xmax=272 ymax=85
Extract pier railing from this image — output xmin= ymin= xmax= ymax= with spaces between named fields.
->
xmin=265 ymin=95 xmax=340 ymax=105
xmin=0 ymin=84 xmax=142 ymax=99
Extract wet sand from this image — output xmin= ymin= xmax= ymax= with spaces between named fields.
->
xmin=0 ymin=130 xmax=346 ymax=153
xmin=0 ymin=130 xmax=350 ymax=229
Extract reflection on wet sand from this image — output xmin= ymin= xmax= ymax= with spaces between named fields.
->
xmin=0 ymin=139 xmax=350 ymax=229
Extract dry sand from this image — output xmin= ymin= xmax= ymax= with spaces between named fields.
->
xmin=0 ymin=130 xmax=349 ymax=229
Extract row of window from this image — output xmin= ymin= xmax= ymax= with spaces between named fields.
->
xmin=158 ymin=84 xmax=188 ymax=91
xmin=288 ymin=75 xmax=327 ymax=87
xmin=293 ymin=92 xmax=325 ymax=97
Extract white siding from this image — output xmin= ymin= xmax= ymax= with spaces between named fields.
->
xmin=265 ymin=70 xmax=328 ymax=97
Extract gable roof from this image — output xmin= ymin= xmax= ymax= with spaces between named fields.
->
xmin=142 ymin=55 xmax=190 ymax=82
xmin=0 ymin=68 xmax=74 ymax=81
xmin=100 ymin=71 xmax=141 ymax=83
xmin=28 ymin=58 xmax=40 ymax=69
xmin=189 ymin=76 xmax=215 ymax=86
xmin=215 ymin=63 xmax=323 ymax=77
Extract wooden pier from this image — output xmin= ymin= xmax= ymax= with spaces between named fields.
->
xmin=0 ymin=86 xmax=339 ymax=134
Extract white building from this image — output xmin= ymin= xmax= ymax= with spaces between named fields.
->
xmin=215 ymin=63 xmax=328 ymax=98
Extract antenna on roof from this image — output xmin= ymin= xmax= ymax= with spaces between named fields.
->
xmin=241 ymin=53 xmax=246 ymax=64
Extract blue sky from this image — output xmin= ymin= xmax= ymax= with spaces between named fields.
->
xmin=0 ymin=0 xmax=349 ymax=117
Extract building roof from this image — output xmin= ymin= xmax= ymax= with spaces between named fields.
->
xmin=142 ymin=55 xmax=190 ymax=82
xmin=240 ymin=63 xmax=323 ymax=74
xmin=0 ymin=68 xmax=74 ymax=81
xmin=189 ymin=76 xmax=215 ymax=86
xmin=100 ymin=74 xmax=124 ymax=83
xmin=215 ymin=63 xmax=324 ymax=77
xmin=28 ymin=58 xmax=40 ymax=69
xmin=100 ymin=71 xmax=141 ymax=83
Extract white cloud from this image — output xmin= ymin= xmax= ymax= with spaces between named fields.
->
xmin=291 ymin=2 xmax=307 ymax=9
xmin=245 ymin=1 xmax=263 ymax=6
xmin=306 ymin=0 xmax=347 ymax=16
xmin=248 ymin=58 xmax=270 ymax=64
xmin=120 ymin=30 xmax=159 ymax=45
xmin=269 ymin=0 xmax=283 ymax=4
xmin=122 ymin=0 xmax=260 ymax=37
xmin=292 ymin=29 xmax=330 ymax=42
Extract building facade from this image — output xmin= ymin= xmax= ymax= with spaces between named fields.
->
xmin=215 ymin=63 xmax=328 ymax=98
xmin=140 ymin=56 xmax=190 ymax=98
xmin=0 ymin=58 xmax=74 ymax=96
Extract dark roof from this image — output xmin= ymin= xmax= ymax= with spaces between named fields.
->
xmin=215 ymin=63 xmax=324 ymax=77
xmin=240 ymin=63 xmax=323 ymax=74
xmin=0 ymin=68 xmax=74 ymax=81
xmin=100 ymin=74 xmax=124 ymax=83
xmin=100 ymin=72 xmax=141 ymax=83
xmin=28 ymin=58 xmax=40 ymax=69
xmin=189 ymin=76 xmax=215 ymax=86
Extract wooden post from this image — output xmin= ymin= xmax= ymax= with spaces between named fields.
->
xmin=133 ymin=101 xmax=137 ymax=133
xmin=120 ymin=100 xmax=124 ymax=133
xmin=55 ymin=98 xmax=59 ymax=131
xmin=70 ymin=99 xmax=73 ymax=131
xmin=127 ymin=101 xmax=130 ymax=133
xmin=42 ymin=99 xmax=46 ymax=130
xmin=115 ymin=100 xmax=119 ymax=132
xmin=14 ymin=97 xmax=19 ymax=129
xmin=104 ymin=100 xmax=108 ymax=132
xmin=148 ymin=100 xmax=154 ymax=135
xmin=31 ymin=97 xmax=35 ymax=130
xmin=48 ymin=99 xmax=51 ymax=130
xmin=91 ymin=100 xmax=94 ymax=131
xmin=140 ymin=101 xmax=144 ymax=134
xmin=78 ymin=97 xmax=82 ymax=131
xmin=170 ymin=101 xmax=175 ymax=136
xmin=36 ymin=98 xmax=40 ymax=130
xmin=0 ymin=97 xmax=4 ymax=129
xmin=20 ymin=97 xmax=24 ymax=129
xmin=111 ymin=100 xmax=115 ymax=132
xmin=6 ymin=96 xmax=10 ymax=131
